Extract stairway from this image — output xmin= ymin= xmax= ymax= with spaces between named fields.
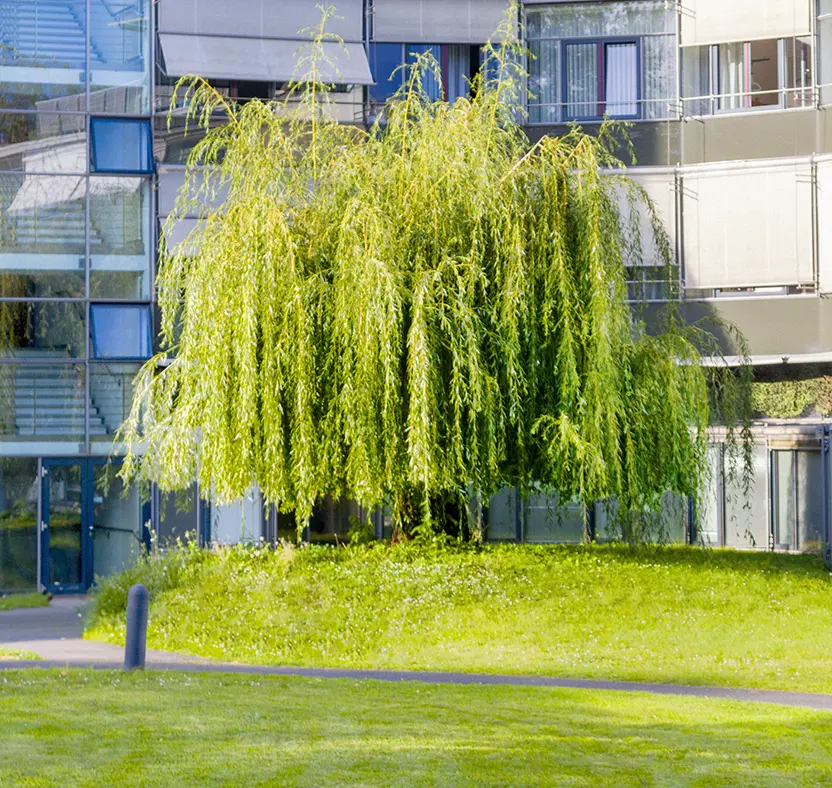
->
xmin=0 ymin=2 xmax=97 ymax=68
xmin=10 ymin=366 xmax=109 ymax=437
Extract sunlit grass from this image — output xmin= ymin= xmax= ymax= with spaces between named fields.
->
xmin=86 ymin=543 xmax=832 ymax=694
xmin=1 ymin=669 xmax=830 ymax=787
xmin=0 ymin=648 xmax=40 ymax=661
xmin=0 ymin=593 xmax=48 ymax=612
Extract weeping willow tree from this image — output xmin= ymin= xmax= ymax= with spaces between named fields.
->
xmin=119 ymin=6 xmax=751 ymax=540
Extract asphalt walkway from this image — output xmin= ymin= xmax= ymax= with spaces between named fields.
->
xmin=3 ymin=598 xmax=832 ymax=711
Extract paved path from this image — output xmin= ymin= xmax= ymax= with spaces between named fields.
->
xmin=0 ymin=596 xmax=206 ymax=665
xmin=3 ymin=599 xmax=832 ymax=711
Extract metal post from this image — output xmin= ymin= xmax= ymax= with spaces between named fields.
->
xmin=124 ymin=583 xmax=149 ymax=671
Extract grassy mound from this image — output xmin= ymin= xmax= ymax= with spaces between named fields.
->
xmin=86 ymin=543 xmax=832 ymax=693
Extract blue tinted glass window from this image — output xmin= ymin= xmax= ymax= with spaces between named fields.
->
xmin=90 ymin=304 xmax=152 ymax=359
xmin=90 ymin=118 xmax=153 ymax=174
xmin=369 ymin=43 xmax=404 ymax=104
xmin=408 ymin=44 xmax=442 ymax=101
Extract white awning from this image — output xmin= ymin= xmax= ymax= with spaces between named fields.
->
xmin=159 ymin=33 xmax=373 ymax=84
xmin=158 ymin=0 xmax=364 ymax=44
xmin=681 ymin=0 xmax=811 ymax=47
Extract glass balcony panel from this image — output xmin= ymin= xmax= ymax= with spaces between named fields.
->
xmin=158 ymin=485 xmax=198 ymax=545
xmin=0 ymin=173 xmax=86 ymax=297
xmin=0 ymin=300 xmax=85 ymax=358
xmin=0 ymin=111 xmax=86 ymax=172
xmin=0 ymin=362 xmax=85 ymax=454
xmin=88 ymin=361 xmax=139 ymax=451
xmin=0 ymin=0 xmax=87 ymax=111
xmin=89 ymin=0 xmax=151 ymax=115
xmin=525 ymin=1 xmax=674 ymax=38
xmin=0 ymin=456 xmax=39 ymax=590
xmin=89 ymin=177 xmax=151 ymax=298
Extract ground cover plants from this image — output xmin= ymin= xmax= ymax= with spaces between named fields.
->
xmin=2 ymin=669 xmax=831 ymax=787
xmin=86 ymin=543 xmax=832 ymax=694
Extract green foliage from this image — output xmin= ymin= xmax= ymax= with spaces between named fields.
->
xmin=0 ymin=592 xmax=48 ymax=611
xmin=119 ymin=5 xmax=750 ymax=536
xmin=5 ymin=671 xmax=832 ymax=787
xmin=752 ymin=376 xmax=832 ymax=419
xmin=87 ymin=543 xmax=832 ymax=694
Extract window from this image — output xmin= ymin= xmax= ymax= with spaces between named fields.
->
xmin=90 ymin=118 xmax=153 ymax=174
xmin=525 ymin=2 xmax=676 ymax=123
xmin=90 ymin=304 xmax=152 ymax=360
xmin=682 ymin=36 xmax=813 ymax=115
xmin=368 ymin=43 xmax=483 ymax=111
xmin=563 ymin=40 xmax=639 ymax=120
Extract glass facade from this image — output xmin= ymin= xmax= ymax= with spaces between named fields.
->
xmin=0 ymin=0 xmax=152 ymax=459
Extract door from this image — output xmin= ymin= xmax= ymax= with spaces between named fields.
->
xmin=40 ymin=459 xmax=148 ymax=593
xmin=41 ymin=460 xmax=89 ymax=594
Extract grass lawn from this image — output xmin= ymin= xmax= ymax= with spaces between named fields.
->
xmin=87 ymin=543 xmax=832 ymax=694
xmin=0 ymin=592 xmax=48 ymax=611
xmin=1 ymin=669 xmax=831 ymax=787
xmin=0 ymin=648 xmax=40 ymax=661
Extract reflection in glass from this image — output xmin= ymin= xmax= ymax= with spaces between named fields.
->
xmin=487 ymin=487 xmax=518 ymax=540
xmin=93 ymin=462 xmax=143 ymax=579
xmin=0 ymin=111 xmax=86 ymax=172
xmin=0 ymin=0 xmax=87 ymax=110
xmin=527 ymin=39 xmax=559 ymax=124
xmin=724 ymin=443 xmax=768 ymax=548
xmin=89 ymin=0 xmax=151 ymax=115
xmin=0 ymin=173 xmax=86 ymax=297
xmin=773 ymin=450 xmax=823 ymax=553
xmin=90 ymin=118 xmax=153 ymax=173
xmin=47 ymin=463 xmax=83 ymax=589
xmin=0 ymin=300 xmax=85 ymax=357
xmin=525 ymin=1 xmax=674 ymax=38
xmin=89 ymin=362 xmax=139 ymax=444
xmin=308 ymin=496 xmax=366 ymax=543
xmin=90 ymin=304 xmax=151 ymax=359
xmin=0 ymin=457 xmax=38 ymax=590
xmin=524 ymin=491 xmax=584 ymax=543
xmin=89 ymin=178 xmax=151 ymax=298
xmin=0 ymin=363 xmax=85 ymax=450
xmin=158 ymin=485 xmax=198 ymax=545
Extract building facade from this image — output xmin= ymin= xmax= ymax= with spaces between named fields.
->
xmin=1 ymin=0 xmax=831 ymax=594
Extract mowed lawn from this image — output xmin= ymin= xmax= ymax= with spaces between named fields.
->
xmin=88 ymin=544 xmax=832 ymax=694
xmin=1 ymin=670 xmax=831 ymax=787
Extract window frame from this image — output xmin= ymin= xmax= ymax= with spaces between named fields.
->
xmin=560 ymin=36 xmax=642 ymax=122
xmin=89 ymin=117 xmax=154 ymax=175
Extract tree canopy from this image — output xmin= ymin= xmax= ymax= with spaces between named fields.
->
xmin=119 ymin=8 xmax=751 ymax=539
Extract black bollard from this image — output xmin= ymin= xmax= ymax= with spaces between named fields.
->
xmin=124 ymin=583 xmax=149 ymax=671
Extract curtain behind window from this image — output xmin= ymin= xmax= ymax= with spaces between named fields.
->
xmin=605 ymin=42 xmax=638 ymax=116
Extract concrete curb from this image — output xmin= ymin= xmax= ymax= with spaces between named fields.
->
xmin=3 ymin=660 xmax=832 ymax=711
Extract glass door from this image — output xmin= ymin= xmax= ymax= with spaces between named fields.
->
xmin=40 ymin=460 xmax=89 ymax=593
xmin=40 ymin=458 xmax=148 ymax=593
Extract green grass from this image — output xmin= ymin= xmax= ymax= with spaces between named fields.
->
xmin=0 ymin=592 xmax=48 ymax=611
xmin=1 ymin=669 xmax=831 ymax=787
xmin=0 ymin=648 xmax=40 ymax=661
xmin=87 ymin=543 xmax=832 ymax=694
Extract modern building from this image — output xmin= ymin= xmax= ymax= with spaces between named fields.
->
xmin=1 ymin=0 xmax=831 ymax=595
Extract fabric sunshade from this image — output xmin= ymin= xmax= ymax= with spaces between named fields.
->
xmin=681 ymin=0 xmax=811 ymax=47
xmin=159 ymin=33 xmax=374 ymax=84
xmin=681 ymin=161 xmax=814 ymax=290
xmin=372 ymin=0 xmax=511 ymax=43
xmin=158 ymin=0 xmax=364 ymax=43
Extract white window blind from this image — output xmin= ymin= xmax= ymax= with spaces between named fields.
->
xmin=681 ymin=161 xmax=814 ymax=290
xmin=681 ymin=0 xmax=811 ymax=47
xmin=158 ymin=0 xmax=364 ymax=42
xmin=372 ymin=0 xmax=511 ymax=44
